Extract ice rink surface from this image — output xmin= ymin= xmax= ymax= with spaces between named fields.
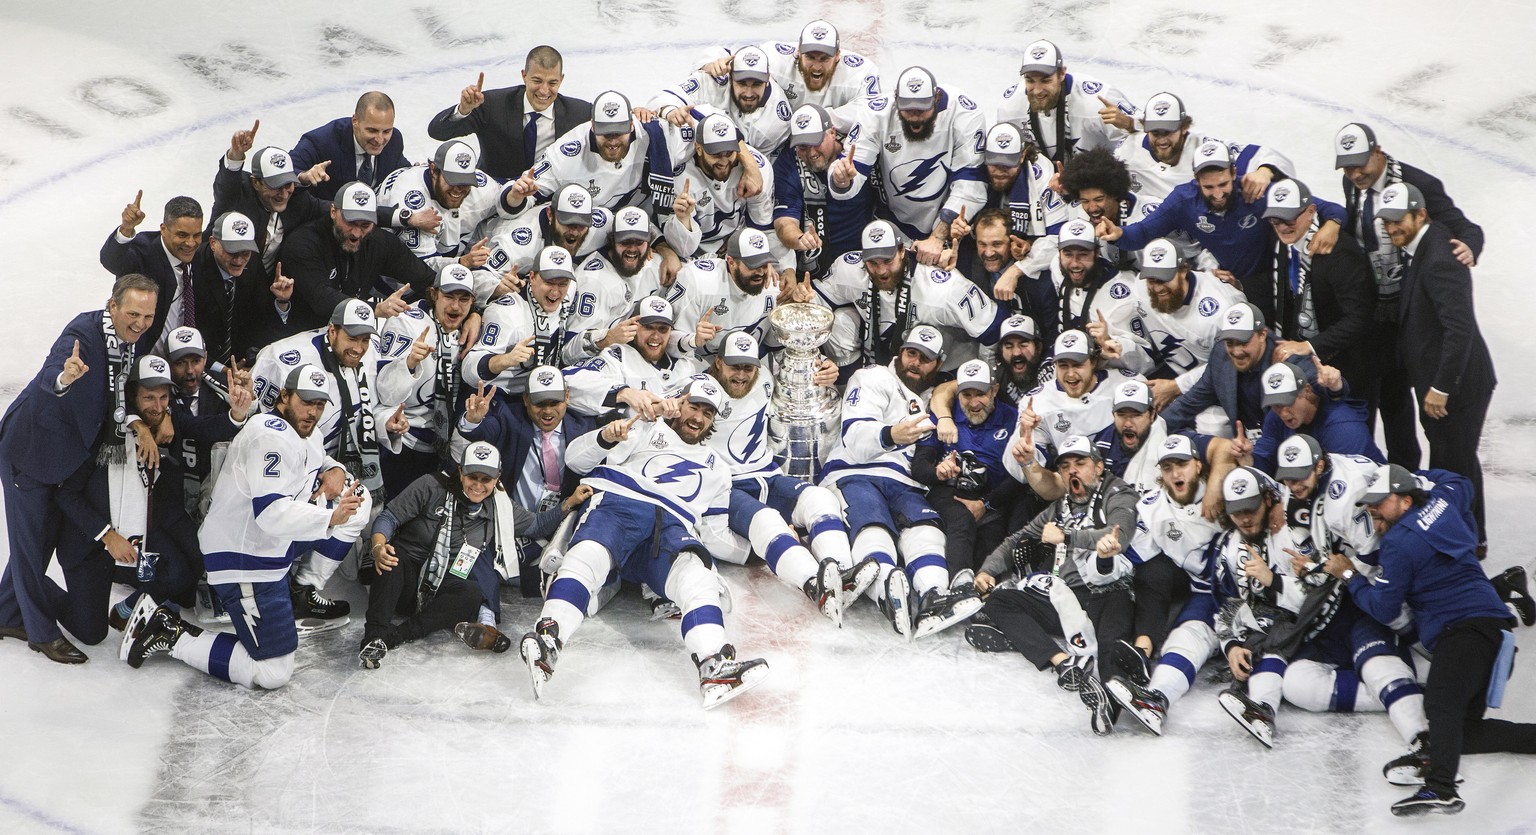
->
xmin=1 ymin=1 xmax=1535 ymax=832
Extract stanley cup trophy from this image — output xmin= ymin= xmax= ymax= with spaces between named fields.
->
xmin=768 ymin=303 xmax=842 ymax=482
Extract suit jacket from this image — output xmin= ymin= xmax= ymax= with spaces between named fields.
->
xmin=1398 ymin=221 xmax=1496 ymax=399
xmin=1343 ymin=159 xmax=1484 ymax=260
xmin=0 ymin=311 xmax=132 ymax=484
xmin=208 ymin=154 xmax=330 ymax=257
xmin=290 ymin=117 xmax=411 ymax=200
xmin=276 ymin=217 xmax=437 ymax=331
xmin=460 ymin=398 xmax=594 ymax=500
xmin=189 ymin=242 xmax=299 ymax=364
xmin=1162 ymin=332 xmax=1278 ymax=434
xmin=1273 ymin=230 xmax=1374 ymax=385
xmin=98 ymin=230 xmax=181 ymax=350
xmin=427 ymin=87 xmax=593 ymax=180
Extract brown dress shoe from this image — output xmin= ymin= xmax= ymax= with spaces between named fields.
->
xmin=29 ymin=637 xmax=88 ymax=664
xmin=0 ymin=625 xmax=27 ymax=641
xmin=455 ymin=622 xmax=512 ymax=653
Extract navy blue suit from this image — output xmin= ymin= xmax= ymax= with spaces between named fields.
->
xmin=461 ymin=399 xmax=593 ymax=500
xmin=1252 ymin=394 xmax=1384 ymax=477
xmin=99 ymin=230 xmax=180 ymax=350
xmin=0 ymin=312 xmax=137 ymax=641
xmin=290 ymin=117 xmax=411 ymax=200
xmin=1162 ymin=332 xmax=1277 ymax=435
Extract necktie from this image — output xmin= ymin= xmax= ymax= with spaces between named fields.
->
xmin=178 ymin=264 xmax=196 ymax=329
xmin=524 ymin=112 xmax=540 ymax=160
xmin=218 ymin=276 xmax=236 ymax=361
xmin=359 ymin=154 xmax=375 ymax=188
xmin=1287 ymin=247 xmax=1301 ymax=293
xmin=263 ymin=213 xmax=283 ymax=270
xmin=1361 ymin=189 xmax=1377 ymax=253
xmin=540 ymin=430 xmax=559 ymax=493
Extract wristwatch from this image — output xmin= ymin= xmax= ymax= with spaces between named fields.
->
xmin=1340 ymin=568 xmax=1356 ymax=582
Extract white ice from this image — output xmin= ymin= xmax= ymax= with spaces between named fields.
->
xmin=1 ymin=1 xmax=1534 ymax=832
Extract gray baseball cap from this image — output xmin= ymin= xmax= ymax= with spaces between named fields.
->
xmin=1357 ymin=463 xmax=1420 ymax=506
xmin=1223 ymin=466 xmax=1267 ymax=513
xmin=1274 ymin=434 xmax=1323 ymax=481
xmin=1333 ymin=122 xmax=1378 ymax=169
xmin=283 ymin=364 xmax=335 ymax=404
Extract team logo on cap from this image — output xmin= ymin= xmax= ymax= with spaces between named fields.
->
xmin=1283 ymin=446 xmax=1299 ymax=463
xmin=567 ymin=190 xmax=586 ymax=209
xmin=149 ymin=358 xmax=166 ymax=373
xmin=995 ymin=132 xmax=1013 ymax=150
xmin=1266 ymin=370 xmax=1286 ymax=390
xmin=1227 ymin=308 xmax=1244 ymax=325
xmin=1030 ymin=45 xmax=1048 ymax=60
xmin=232 ymin=219 xmax=250 ymax=236
xmin=269 ymin=152 xmax=288 ymax=169
xmin=1062 ymin=333 xmax=1079 ymax=347
xmin=868 ymin=226 xmax=886 ymax=242
xmin=795 ymin=112 xmax=812 ymax=129
xmin=1154 ymin=100 xmax=1170 ymax=116
xmin=448 ymin=265 xmax=470 ymax=280
xmin=713 ymin=120 xmax=730 ymax=137
xmin=1150 ymin=249 xmax=1165 ymax=263
xmin=175 ymin=330 xmax=193 ymax=343
xmin=905 ymin=75 xmax=925 ymax=93
xmin=536 ymin=370 xmax=556 ymax=387
xmin=1164 ymin=438 xmax=1181 ymax=450
xmin=734 ymin=336 xmax=753 ymax=352
xmin=1273 ymin=186 xmax=1291 ymax=202
xmin=309 ymin=371 xmax=326 ymax=388
xmin=963 ymin=364 xmax=979 ymax=377
xmin=1340 ymin=134 xmax=1357 ymax=150
xmin=1066 ymin=220 xmax=1088 ymax=236
xmin=353 ymin=304 xmax=371 ymax=320
xmin=455 ymin=151 xmax=472 ymax=169
xmin=1201 ymin=143 xmax=1217 ymax=156
xmin=743 ymin=52 xmax=760 ymax=67
xmin=917 ymin=329 xmax=935 ymax=342
xmin=649 ymin=298 xmax=667 ymax=312
xmin=748 ymin=235 xmax=765 ymax=250
xmin=550 ymin=250 xmax=567 ymax=264
xmin=352 ymin=189 xmax=370 ymax=206
xmin=811 ymin=25 xmax=829 ymax=39
xmin=1232 ymin=478 xmax=1249 ymax=495
xmin=603 ymin=101 xmax=621 ymax=118
xmin=1120 ymin=383 xmax=1140 ymax=398
xmin=473 ymin=446 xmax=492 ymax=461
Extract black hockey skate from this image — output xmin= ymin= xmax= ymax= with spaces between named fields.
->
xmin=1108 ymin=638 xmax=1151 ymax=688
xmin=1105 ymin=675 xmax=1168 ymax=736
xmin=802 ymin=558 xmax=844 ymax=628
xmin=1055 ymin=655 xmax=1115 ymax=735
xmin=1391 ymin=788 xmax=1464 ymax=817
xmin=358 ymin=638 xmax=388 ymax=669
xmin=118 ymin=593 xmax=160 ymax=662
xmin=127 ymin=605 xmax=188 ymax=669
xmin=840 ymin=557 xmax=880 ymax=611
xmin=290 ymin=575 xmax=351 ymax=620
xmin=912 ymin=587 xmax=983 ymax=639
xmin=519 ymin=617 xmax=563 ymax=700
xmin=1382 ymin=731 xmax=1463 ymax=786
xmin=878 ymin=569 xmax=913 ymax=640
xmin=694 ymin=643 xmax=771 ymax=709
xmin=1217 ymin=686 xmax=1276 ymax=748
xmin=455 ymin=622 xmax=513 ymax=653
xmin=1493 ymin=565 xmax=1535 ymax=627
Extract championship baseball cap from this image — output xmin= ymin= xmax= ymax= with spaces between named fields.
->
xmin=1261 ymin=361 xmax=1308 ymax=410
xmin=1262 ymin=179 xmax=1313 ymax=222
xmin=612 ymin=206 xmax=652 ymax=241
xmin=1218 ymin=301 xmax=1265 ymax=342
xmin=698 ymin=113 xmax=740 ymax=154
xmin=789 ymin=103 xmax=835 ymax=147
xmin=955 ymin=359 xmax=993 ymax=392
xmin=1191 ymin=139 xmax=1233 ymax=174
xmin=902 ymin=325 xmax=945 ymax=360
xmin=435 ymin=263 xmax=475 ymax=295
xmin=535 ymin=246 xmax=576 ymax=281
xmin=1333 ymin=122 xmax=1378 ymax=169
xmin=1019 ymin=39 xmax=1063 ymax=76
xmin=1139 ymin=238 xmax=1183 ymax=281
xmin=210 ymin=211 xmax=259 ymax=254
xmin=251 ymin=146 xmax=299 ymax=188
xmin=1112 ymin=379 xmax=1152 ymax=414
xmin=525 ymin=365 xmax=567 ymax=404
xmin=895 ymin=66 xmax=938 ymax=111
xmin=432 ymin=140 xmax=480 ymax=186
xmin=727 ymin=228 xmax=775 ymax=269
xmin=1375 ymin=182 xmax=1425 ymax=221
xmin=330 ymin=298 xmax=377 ymax=337
xmin=860 ymin=219 xmax=901 ymax=260
xmin=1055 ymin=434 xmax=1100 ymax=461
xmin=553 ymin=183 xmax=595 ymax=227
xmin=167 ymin=326 xmax=206 ymax=361
xmin=731 ymin=46 xmax=772 ymax=82
xmin=636 ymin=295 xmax=675 ymax=326
xmin=133 ymin=354 xmax=173 ymax=389
xmin=591 ymin=91 xmax=634 ymax=135
xmin=1357 ymin=462 xmax=1420 ymax=506
xmin=1275 ymin=434 xmax=1323 ymax=481
xmin=983 ymin=122 xmax=1027 ymax=167
xmin=336 ymin=181 xmax=378 ymax=223
xmin=721 ymin=330 xmax=763 ymax=365
xmin=1142 ymin=92 xmax=1187 ymax=132
xmin=799 ymin=19 xmax=839 ymax=55
xmin=1223 ymin=466 xmax=1267 ymax=513
xmin=461 ymin=441 xmax=502 ymax=477
xmin=1053 ymin=329 xmax=1092 ymax=363
xmin=685 ymin=377 xmax=725 ymax=412
xmin=1057 ymin=218 xmax=1097 ymax=250
xmin=283 ymin=364 xmax=334 ymax=403
xmin=1001 ymin=313 xmax=1039 ymax=342
xmin=1157 ymin=433 xmax=1197 ymax=463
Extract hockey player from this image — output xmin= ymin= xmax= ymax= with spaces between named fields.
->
xmin=531 ymin=90 xmax=695 ymax=215
xmin=652 ymin=45 xmax=793 ymax=159
xmin=1010 ymin=219 xmax=1125 ymax=349
xmin=965 ymin=121 xmax=1067 ymax=248
xmin=563 ymin=297 xmax=704 ymax=420
xmin=563 ymin=206 xmax=677 ymax=356
xmin=1245 ymin=358 xmax=1383 ymax=476
xmin=996 ymin=39 xmax=1138 ymax=164
xmin=463 ymin=246 xmax=581 ymax=394
xmin=818 ymin=326 xmax=983 ymax=640
xmin=1049 ymin=147 xmax=1142 ymax=276
xmin=699 ymin=20 xmax=882 ymax=115
xmin=1089 ymin=379 xmax=1168 ymax=490
xmin=838 ymin=66 xmax=987 ymax=260
xmin=1161 ymin=300 xmax=1276 ymax=438
xmin=125 ymin=365 xmax=370 ymax=689
xmin=666 ymin=113 xmax=774 ymax=257
xmin=376 ymin=140 xmax=535 ymax=273
xmin=814 ymin=220 xmax=1007 ymax=371
xmin=1107 ymin=466 xmax=1305 ymax=743
xmin=519 ymin=378 xmax=771 ymax=708
xmin=696 ymin=331 xmax=864 ymax=624
xmin=668 ymin=228 xmax=790 ymax=360
xmin=773 ymin=103 xmax=877 ymax=278
xmin=969 ymin=434 xmax=1139 ymax=734
xmin=476 ymin=183 xmax=611 ymax=304
xmin=373 ymin=264 xmax=478 ymax=497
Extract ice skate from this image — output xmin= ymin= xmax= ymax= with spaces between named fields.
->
xmin=1217 ymin=686 xmax=1276 ymax=748
xmin=1106 ymin=675 xmax=1168 ymax=736
xmin=1391 ymin=788 xmax=1464 ymax=817
xmin=127 ymin=605 xmax=188 ymax=669
xmin=802 ymin=558 xmax=844 ymax=628
xmin=877 ymin=569 xmax=913 ymax=640
xmin=912 ymin=587 xmax=983 ymax=639
xmin=694 ymin=644 xmax=770 ymax=709
xmin=839 ymin=557 xmax=879 ymax=611
xmin=118 ymin=594 xmax=160 ymax=662
xmin=1108 ymin=638 xmax=1151 ymax=688
xmin=519 ymin=617 xmax=562 ymax=700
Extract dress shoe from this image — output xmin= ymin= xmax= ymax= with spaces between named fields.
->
xmin=0 ymin=625 xmax=27 ymax=641
xmin=29 ymin=637 xmax=88 ymax=664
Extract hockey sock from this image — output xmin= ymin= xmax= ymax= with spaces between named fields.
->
xmin=1250 ymin=655 xmax=1288 ymax=708
xmin=667 ymin=554 xmax=727 ymax=659
xmin=542 ymin=540 xmax=611 ymax=641
xmin=1360 ymin=654 xmax=1429 ymax=743
xmin=1147 ymin=621 xmax=1219 ymax=705
xmin=852 ymin=527 xmax=898 ymax=601
xmin=749 ymin=509 xmax=817 ymax=589
xmin=898 ymin=525 xmax=948 ymax=596
xmin=793 ymin=486 xmax=852 ymax=569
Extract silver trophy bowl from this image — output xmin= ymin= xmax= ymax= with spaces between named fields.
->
xmin=768 ymin=303 xmax=842 ymax=482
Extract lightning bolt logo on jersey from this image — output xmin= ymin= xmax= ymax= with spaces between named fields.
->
xmin=693 ymin=372 xmax=778 ymax=477
xmin=573 ymin=419 xmax=731 ymax=526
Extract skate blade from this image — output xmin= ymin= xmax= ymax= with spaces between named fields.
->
xmin=913 ymin=595 xmax=984 ymax=639
xmin=701 ymin=663 xmax=771 ymax=710
xmin=1105 ymin=679 xmax=1163 ymax=736
xmin=820 ymin=562 xmax=844 ymax=629
xmin=842 ymin=562 xmax=879 ymax=611
xmin=296 ymin=615 xmax=350 ymax=637
xmin=520 ymin=637 xmax=551 ymax=700
xmin=119 ymin=596 xmax=159 ymax=662
xmin=1217 ymin=691 xmax=1274 ymax=749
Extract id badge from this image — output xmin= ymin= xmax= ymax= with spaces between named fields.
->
xmin=450 ymin=544 xmax=481 ymax=579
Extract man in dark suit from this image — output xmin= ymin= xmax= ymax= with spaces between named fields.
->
xmin=100 ymin=194 xmax=202 ymax=352
xmin=192 ymin=211 xmax=298 ymax=365
xmin=1162 ymin=301 xmax=1275 ymax=438
xmin=1334 ymin=122 xmax=1485 ymax=469
xmin=1378 ymin=182 xmax=1497 ymax=552
xmin=458 ymin=366 xmax=594 ymax=595
xmin=212 ymin=123 xmax=331 ymax=275
xmin=0 ymin=274 xmax=158 ymax=663
xmin=428 ymin=46 xmax=593 ymax=181
xmin=291 ymin=92 xmax=411 ymax=200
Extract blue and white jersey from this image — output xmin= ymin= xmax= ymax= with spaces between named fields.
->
xmin=691 ymin=371 xmax=779 ymax=479
xmin=562 ymin=249 xmax=671 ymax=357
xmin=531 ymin=118 xmax=695 ymax=211
xmin=669 ymin=257 xmax=779 ymax=359
xmin=374 ymin=303 xmax=464 ymax=452
xmin=475 ymin=208 xmax=614 ymax=304
xmin=756 ymin=41 xmax=882 ymax=113
xmin=376 ymin=164 xmax=520 ymax=272
xmin=1295 ymin=452 xmax=1381 ymax=562
xmin=1002 ymin=367 xmax=1145 ymax=481
xmin=461 ymin=292 xmax=583 ymax=394
xmin=996 ymin=72 xmax=1136 ymax=160
xmin=820 ymin=361 xmax=931 ymax=488
xmin=562 ymin=344 xmax=703 ymax=417
xmin=1117 ymin=131 xmax=1293 ymax=219
xmin=1097 ymin=270 xmax=1245 ymax=390
xmin=665 ymin=144 xmax=775 ymax=257
xmin=651 ymin=75 xmax=793 ymax=160
xmin=1126 ymin=484 xmax=1224 ymax=593
xmin=566 ymin=418 xmax=732 ymax=528
xmin=199 ymin=413 xmax=335 ymax=585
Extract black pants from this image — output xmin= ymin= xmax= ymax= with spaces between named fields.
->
xmin=1424 ymin=617 xmax=1536 ymax=795
xmin=364 ymin=557 xmax=482 ymax=647
xmin=1132 ymin=554 xmax=1190 ymax=653
xmin=928 ymin=488 xmax=1010 ymax=578
xmin=1360 ymin=318 xmax=1422 ymax=469
xmin=381 ymin=446 xmax=444 ymax=506
xmin=1419 ymin=384 xmax=1492 ymax=546
xmin=983 ymin=581 xmax=1133 ymax=681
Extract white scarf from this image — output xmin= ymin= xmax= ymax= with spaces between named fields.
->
xmin=107 ymin=428 xmax=156 ymax=544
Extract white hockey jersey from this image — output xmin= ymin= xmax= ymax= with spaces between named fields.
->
xmin=690 ymin=372 xmax=779 ymax=479
xmin=475 ymin=208 xmax=615 ymax=304
xmin=1098 ymin=270 xmax=1246 ymax=391
xmin=669 ymin=257 xmax=779 ymax=359
xmin=376 ymin=164 xmax=520 ymax=272
xmin=461 ymin=292 xmax=582 ymax=394
xmin=1127 ymin=484 xmax=1224 ymax=593
xmin=1116 ymin=132 xmax=1294 ymax=218
xmin=199 ymin=413 xmax=337 ymax=585
xmin=1210 ymin=521 xmax=1310 ymax=645
xmin=562 ymin=344 xmax=704 ymax=417
xmin=1295 ymin=453 xmax=1382 ymax=561
xmin=531 ymin=118 xmax=694 ymax=210
xmin=1002 ymin=367 xmax=1145 ymax=482
xmin=819 ymin=361 xmax=931 ymax=488
xmin=566 ymin=418 xmax=732 ymax=528
xmin=757 ymin=41 xmax=882 ymax=113
xmin=563 ymin=249 xmax=677 ymax=350
xmin=840 ymin=88 xmax=988 ymax=238
xmin=996 ymin=73 xmax=1136 ymax=160
xmin=666 ymin=144 xmax=775 ymax=256
xmin=652 ymin=75 xmax=793 ymax=159
xmin=374 ymin=305 xmax=465 ymax=452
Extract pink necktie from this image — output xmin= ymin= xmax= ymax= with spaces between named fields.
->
xmin=541 ymin=431 xmax=560 ymax=492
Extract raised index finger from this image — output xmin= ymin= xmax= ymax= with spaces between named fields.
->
xmin=71 ymin=339 xmax=81 ymax=358
xmin=418 ymin=325 xmax=432 ymax=343
xmin=132 ymin=189 xmax=143 ymax=209
xmin=475 ymin=72 xmax=484 ymax=91
xmin=251 ymin=119 xmax=260 ymax=136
